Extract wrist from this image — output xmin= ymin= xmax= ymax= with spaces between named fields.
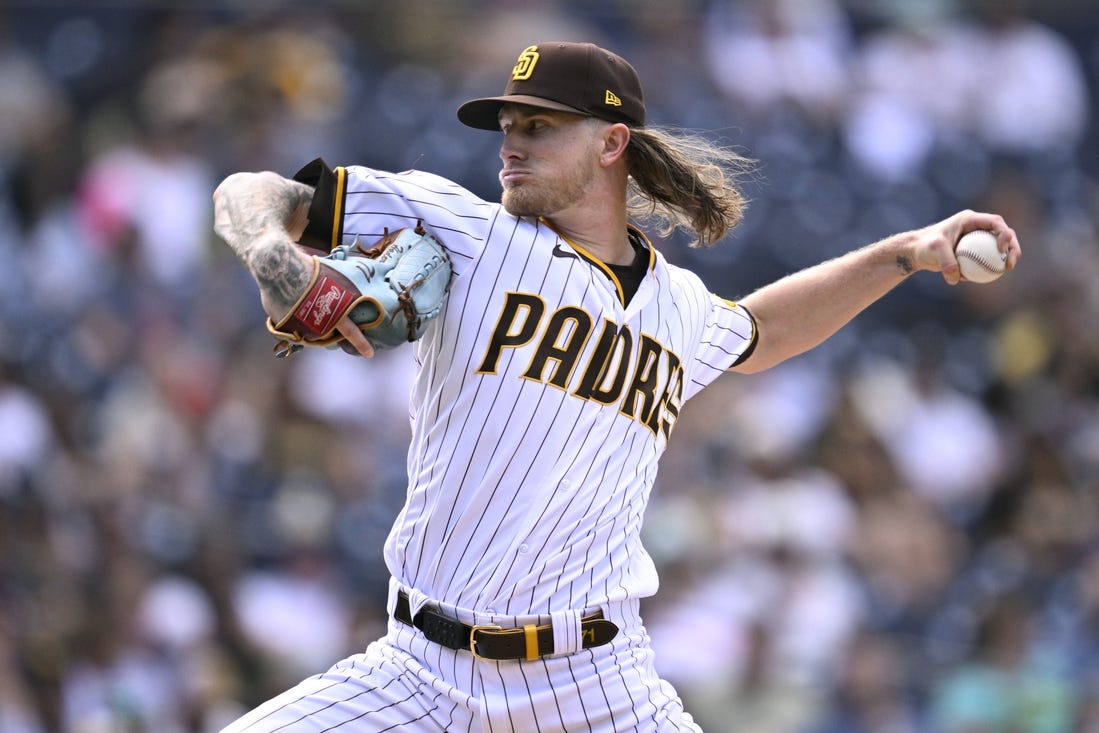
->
xmin=863 ymin=230 xmax=922 ymax=278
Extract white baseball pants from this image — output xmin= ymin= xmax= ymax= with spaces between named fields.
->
xmin=220 ymin=583 xmax=702 ymax=732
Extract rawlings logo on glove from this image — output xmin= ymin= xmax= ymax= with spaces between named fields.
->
xmin=302 ymin=277 xmax=354 ymax=331
xmin=267 ymin=222 xmax=452 ymax=357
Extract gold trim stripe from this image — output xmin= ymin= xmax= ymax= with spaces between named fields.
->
xmin=540 ymin=218 xmax=650 ymax=307
xmin=330 ymin=166 xmax=347 ymax=251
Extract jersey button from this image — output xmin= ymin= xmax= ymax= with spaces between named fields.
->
xmin=518 ymin=544 xmax=529 ymax=554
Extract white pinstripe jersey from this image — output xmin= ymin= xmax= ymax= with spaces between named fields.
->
xmin=294 ymin=159 xmax=757 ymax=617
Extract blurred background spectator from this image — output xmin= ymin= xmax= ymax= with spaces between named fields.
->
xmin=0 ymin=1 xmax=1096 ymax=731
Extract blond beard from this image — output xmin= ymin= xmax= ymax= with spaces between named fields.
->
xmin=501 ymin=157 xmax=597 ymax=218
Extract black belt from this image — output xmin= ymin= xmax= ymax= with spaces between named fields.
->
xmin=393 ymin=591 xmax=619 ymax=661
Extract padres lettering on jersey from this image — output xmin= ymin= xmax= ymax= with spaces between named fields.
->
xmin=476 ymin=292 xmax=685 ymax=439
xmin=292 ymin=158 xmax=756 ymax=615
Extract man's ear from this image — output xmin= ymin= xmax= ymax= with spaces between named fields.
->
xmin=599 ymin=123 xmax=631 ymax=167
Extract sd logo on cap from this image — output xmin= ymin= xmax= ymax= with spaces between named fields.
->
xmin=457 ymin=42 xmax=646 ymax=131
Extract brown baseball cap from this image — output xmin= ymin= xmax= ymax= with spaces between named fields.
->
xmin=457 ymin=42 xmax=646 ymax=131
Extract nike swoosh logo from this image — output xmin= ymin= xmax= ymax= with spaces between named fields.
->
xmin=552 ymin=243 xmax=578 ymax=260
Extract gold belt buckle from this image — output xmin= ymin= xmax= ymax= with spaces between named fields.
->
xmin=469 ymin=624 xmax=502 ymax=660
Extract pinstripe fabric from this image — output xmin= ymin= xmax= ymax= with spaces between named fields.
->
xmin=222 ymin=164 xmax=753 ymax=731
xmin=325 ymin=166 xmax=754 ymax=614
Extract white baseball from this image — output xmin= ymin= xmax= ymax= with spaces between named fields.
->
xmin=955 ymin=230 xmax=1007 ymax=284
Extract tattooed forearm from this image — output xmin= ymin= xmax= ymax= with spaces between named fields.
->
xmin=213 ymin=172 xmax=317 ymax=314
xmin=896 ymin=255 xmax=914 ymax=275
xmin=249 ymin=233 xmax=315 ymax=311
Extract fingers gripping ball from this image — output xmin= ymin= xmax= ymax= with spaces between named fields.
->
xmin=955 ymin=230 xmax=1007 ymax=284
xmin=267 ymin=223 xmax=452 ymax=357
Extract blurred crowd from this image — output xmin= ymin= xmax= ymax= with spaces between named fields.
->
xmin=0 ymin=0 xmax=1096 ymax=731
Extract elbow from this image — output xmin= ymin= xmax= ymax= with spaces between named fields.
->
xmin=213 ymin=172 xmax=239 ymax=203
xmin=213 ymin=171 xmax=258 ymax=204
xmin=213 ymin=170 xmax=283 ymax=203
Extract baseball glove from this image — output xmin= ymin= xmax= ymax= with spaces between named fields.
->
xmin=267 ymin=222 xmax=451 ymax=357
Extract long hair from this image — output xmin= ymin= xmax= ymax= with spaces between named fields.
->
xmin=626 ymin=126 xmax=754 ymax=248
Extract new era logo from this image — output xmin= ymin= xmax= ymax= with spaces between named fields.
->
xmin=605 ymin=90 xmax=622 ymax=107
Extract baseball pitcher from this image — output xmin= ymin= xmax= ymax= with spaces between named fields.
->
xmin=212 ymin=42 xmax=1021 ymax=732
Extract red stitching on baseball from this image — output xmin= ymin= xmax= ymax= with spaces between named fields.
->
xmin=958 ymin=252 xmax=1000 ymax=272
